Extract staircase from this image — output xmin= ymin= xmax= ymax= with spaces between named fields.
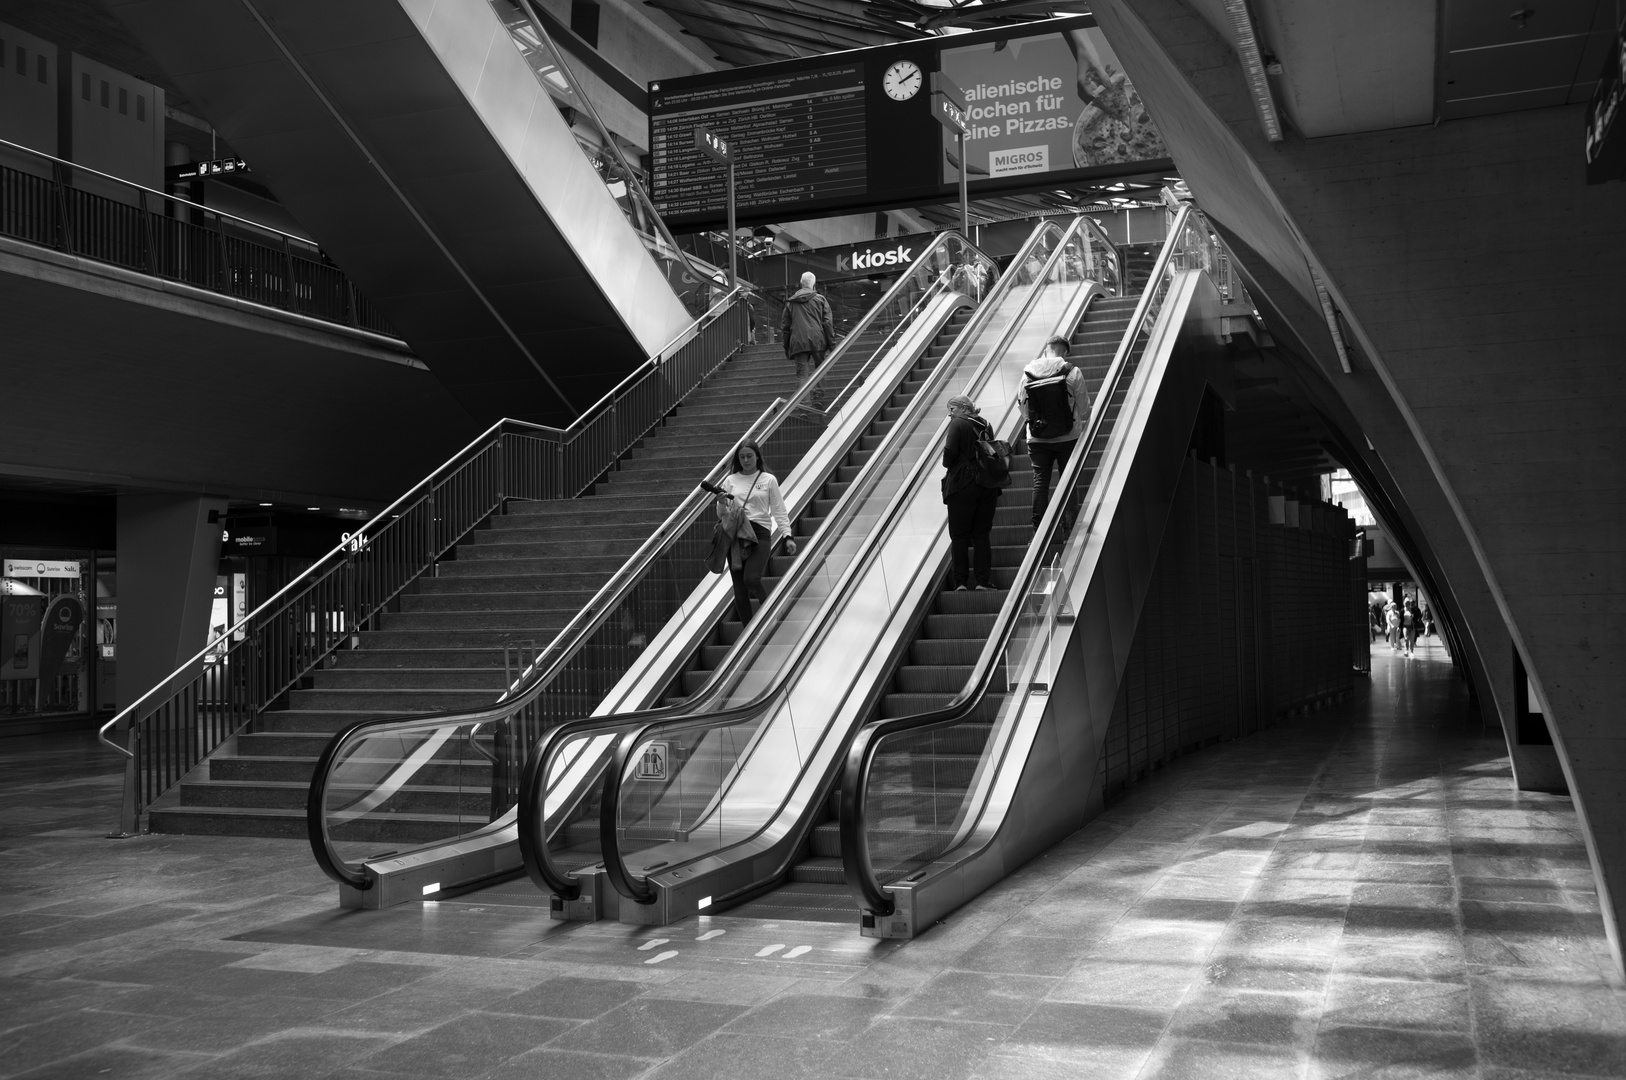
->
xmin=149 ymin=341 xmax=812 ymax=838
xmin=725 ymin=294 xmax=1141 ymax=923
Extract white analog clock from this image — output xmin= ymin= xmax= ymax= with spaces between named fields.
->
xmin=883 ymin=60 xmax=923 ymax=101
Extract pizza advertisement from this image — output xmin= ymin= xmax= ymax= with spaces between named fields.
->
xmin=939 ymin=26 xmax=1167 ymax=186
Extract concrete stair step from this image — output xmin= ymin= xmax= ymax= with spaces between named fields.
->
xmin=311 ymin=667 xmax=512 ymax=691
xmin=287 ymin=687 xmax=503 ymax=711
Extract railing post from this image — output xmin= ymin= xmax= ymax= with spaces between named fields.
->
xmin=215 ymin=214 xmax=229 ymax=294
xmin=50 ymin=161 xmax=72 ymax=252
xmin=282 ymin=235 xmax=295 ymax=312
xmin=111 ymin=722 xmax=140 ymax=837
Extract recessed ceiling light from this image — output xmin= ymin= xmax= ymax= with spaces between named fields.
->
xmin=259 ymin=502 xmax=273 ymax=506
xmin=307 ymin=506 xmax=320 ymax=510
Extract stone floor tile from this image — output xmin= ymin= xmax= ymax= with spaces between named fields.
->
xmin=1470 ymin=971 xmax=1626 ymax=1076
xmin=486 ymin=1048 xmax=655 ymax=1080
xmin=1322 ymin=974 xmax=1471 ymax=1032
xmin=722 ymin=991 xmax=882 ymax=1040
xmin=494 ymin=974 xmax=646 ymax=1019
xmin=1308 ymin=1026 xmax=1477 ymax=1079
xmin=891 ymin=971 xmax=1057 ymax=1025
xmin=552 ymin=998 xmax=745 ymax=1058
xmin=1047 ymin=959 xmax=1204 ymax=1007
xmin=644 ymin=1032 xmax=833 ymax=1080
xmin=1136 ymin=1037 xmax=1307 ymax=1080
xmin=1167 ymin=989 xmax=1319 ymax=1046
xmin=14 ymin=1044 xmax=212 ymax=1080
xmin=946 ymin=933 xmax=1083 ymax=977
xmin=349 ymin=1013 xmax=570 ymax=1076
xmin=821 ymin=1016 xmax=1011 ymax=1080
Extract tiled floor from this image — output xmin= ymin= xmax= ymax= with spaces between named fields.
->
xmin=2 ymin=642 xmax=1622 ymax=1079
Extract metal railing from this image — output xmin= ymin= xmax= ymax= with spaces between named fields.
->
xmin=301 ymin=232 xmax=999 ymax=891
xmin=0 ymin=138 xmax=395 ymax=337
xmin=98 ymin=287 xmax=751 ymax=835
xmin=840 ymin=206 xmax=1219 ymax=918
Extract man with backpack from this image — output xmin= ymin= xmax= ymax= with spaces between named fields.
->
xmin=1017 ymin=335 xmax=1090 ymax=540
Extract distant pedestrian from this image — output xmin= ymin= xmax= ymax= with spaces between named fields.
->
xmin=1421 ymin=602 xmax=1434 ymax=639
xmin=1384 ymin=600 xmax=1400 ymax=651
xmin=717 ymin=442 xmax=795 ymax=626
xmin=942 ymin=395 xmax=999 ymax=591
xmin=1017 ymin=335 xmax=1090 ymax=540
xmin=1403 ymin=598 xmax=1419 ymax=655
xmin=782 ymin=272 xmax=836 ymax=408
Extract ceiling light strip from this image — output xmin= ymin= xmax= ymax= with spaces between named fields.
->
xmin=1219 ymin=0 xmax=1283 ymax=142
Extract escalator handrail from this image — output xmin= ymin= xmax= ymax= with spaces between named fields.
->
xmin=306 ymin=233 xmax=995 ymax=890
xmin=596 ymin=218 xmax=1093 ymax=905
xmin=840 ymin=208 xmax=1200 ymax=917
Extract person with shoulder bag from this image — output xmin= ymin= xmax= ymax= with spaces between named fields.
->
xmin=713 ymin=441 xmax=795 ymax=626
xmin=942 ymin=395 xmax=1001 ymax=591
xmin=1017 ymin=335 xmax=1090 ymax=541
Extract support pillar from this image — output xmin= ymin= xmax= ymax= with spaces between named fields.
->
xmin=115 ymin=494 xmax=227 ymax=712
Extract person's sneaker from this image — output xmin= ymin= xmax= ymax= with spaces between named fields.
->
xmin=974 ymin=583 xmax=993 ymax=591
xmin=954 ymin=584 xmax=968 ymax=592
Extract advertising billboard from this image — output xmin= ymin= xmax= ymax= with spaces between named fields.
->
xmin=648 ymin=16 xmax=1172 ymax=231
xmin=939 ymin=26 xmax=1166 ymax=185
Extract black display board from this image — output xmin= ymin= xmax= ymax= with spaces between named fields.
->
xmin=649 ymin=16 xmax=1172 ymax=231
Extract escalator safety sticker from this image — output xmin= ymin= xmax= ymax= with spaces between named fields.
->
xmin=645 ymin=950 xmax=679 ymax=965
xmin=637 ymin=938 xmax=670 ymax=951
xmin=696 ymin=929 xmax=726 ymax=941
xmin=755 ymin=944 xmax=786 ymax=958
xmin=636 ymin=742 xmax=670 ymax=781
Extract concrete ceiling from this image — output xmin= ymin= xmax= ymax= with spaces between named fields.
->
xmin=1185 ymin=0 xmax=1615 ymax=136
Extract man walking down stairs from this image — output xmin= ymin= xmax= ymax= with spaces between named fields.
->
xmin=149 ymin=341 xmax=811 ymax=838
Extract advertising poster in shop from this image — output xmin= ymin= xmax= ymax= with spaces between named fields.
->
xmin=939 ymin=25 xmax=1166 ymax=185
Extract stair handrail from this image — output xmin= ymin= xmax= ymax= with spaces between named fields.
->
xmin=302 ymin=231 xmax=999 ymax=891
xmin=99 ymin=284 xmax=750 ymax=836
xmin=839 ymin=207 xmax=1217 ymax=917
xmin=594 ymin=218 xmax=1093 ymax=907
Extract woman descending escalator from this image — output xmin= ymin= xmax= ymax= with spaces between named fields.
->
xmin=716 ymin=441 xmax=796 ymax=625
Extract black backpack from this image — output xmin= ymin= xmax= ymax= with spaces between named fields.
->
xmin=972 ymin=418 xmax=1012 ymax=489
xmin=1025 ymin=370 xmax=1073 ymax=440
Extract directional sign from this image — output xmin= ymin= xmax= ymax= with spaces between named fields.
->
xmin=932 ymin=92 xmax=967 ymax=134
xmin=694 ymin=125 xmax=733 ymax=165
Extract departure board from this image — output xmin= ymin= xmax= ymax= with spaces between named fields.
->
xmin=650 ymin=64 xmax=867 ymax=225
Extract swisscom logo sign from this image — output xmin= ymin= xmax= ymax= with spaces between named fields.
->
xmin=835 ymin=243 xmax=916 ymax=272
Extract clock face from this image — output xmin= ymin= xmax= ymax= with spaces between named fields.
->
xmin=883 ymin=60 xmax=923 ymax=101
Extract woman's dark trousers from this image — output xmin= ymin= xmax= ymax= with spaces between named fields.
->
xmin=946 ymin=486 xmax=999 ymax=588
xmin=729 ymin=522 xmax=774 ymax=624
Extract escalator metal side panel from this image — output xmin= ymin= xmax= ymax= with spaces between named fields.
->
xmin=339 ymin=294 xmax=971 ymax=909
xmin=874 ymin=272 xmax=1227 ymax=938
xmin=619 ymin=279 xmax=1105 ymax=926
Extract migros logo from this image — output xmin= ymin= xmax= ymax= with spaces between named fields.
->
xmin=836 ymin=244 xmax=915 ymax=273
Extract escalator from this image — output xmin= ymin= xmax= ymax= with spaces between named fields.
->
xmin=592 ymin=208 xmax=1233 ymax=934
xmin=726 ymin=295 xmax=1139 ymax=922
xmin=304 ymin=232 xmax=1001 ymax=908
xmin=839 ymin=207 xmax=1234 ymax=936
xmin=571 ymin=216 xmax=1119 ymax=924
xmin=513 ymin=220 xmax=1077 ymax=920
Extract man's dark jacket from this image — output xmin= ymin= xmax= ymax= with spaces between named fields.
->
xmin=781 ymin=287 xmax=836 ymax=357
